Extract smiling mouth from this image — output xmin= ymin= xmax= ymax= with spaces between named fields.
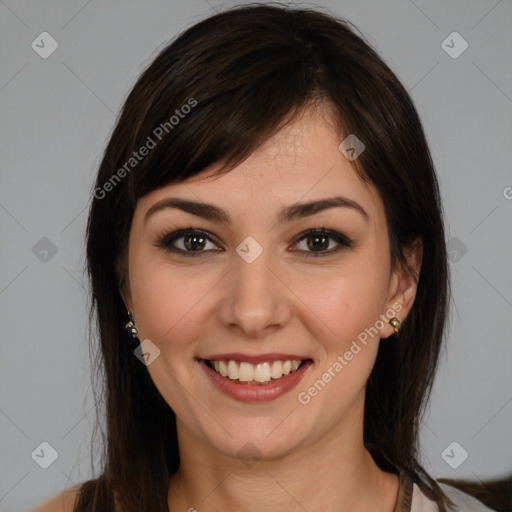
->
xmin=205 ymin=358 xmax=312 ymax=385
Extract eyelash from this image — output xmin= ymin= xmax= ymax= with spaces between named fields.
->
xmin=154 ymin=227 xmax=353 ymax=258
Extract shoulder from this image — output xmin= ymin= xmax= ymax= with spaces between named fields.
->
xmin=411 ymin=482 xmax=495 ymax=512
xmin=32 ymin=487 xmax=80 ymax=512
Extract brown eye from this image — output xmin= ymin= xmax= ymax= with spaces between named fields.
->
xmin=306 ymin=234 xmax=330 ymax=251
xmin=155 ymin=229 xmax=221 ymax=256
xmin=155 ymin=227 xmax=352 ymax=258
xmin=183 ymin=233 xmax=207 ymax=251
xmin=292 ymin=229 xmax=353 ymax=257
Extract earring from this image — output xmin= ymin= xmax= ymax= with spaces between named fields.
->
xmin=389 ymin=317 xmax=401 ymax=335
xmin=125 ymin=311 xmax=139 ymax=339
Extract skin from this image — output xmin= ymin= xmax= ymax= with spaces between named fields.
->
xmin=121 ymin=103 xmax=422 ymax=512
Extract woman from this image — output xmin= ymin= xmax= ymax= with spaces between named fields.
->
xmin=35 ymin=4 xmax=494 ymax=511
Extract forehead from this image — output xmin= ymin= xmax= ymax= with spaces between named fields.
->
xmin=134 ymin=105 xmax=385 ymax=226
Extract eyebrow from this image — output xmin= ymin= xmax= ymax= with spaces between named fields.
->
xmin=144 ymin=195 xmax=369 ymax=225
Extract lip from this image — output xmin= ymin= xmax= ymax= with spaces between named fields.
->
xmin=200 ymin=353 xmax=309 ymax=364
xmin=199 ymin=358 xmax=313 ymax=403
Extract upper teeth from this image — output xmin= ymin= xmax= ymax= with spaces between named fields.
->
xmin=211 ymin=360 xmax=302 ymax=383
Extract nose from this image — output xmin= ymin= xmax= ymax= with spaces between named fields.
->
xmin=216 ymin=244 xmax=292 ymax=339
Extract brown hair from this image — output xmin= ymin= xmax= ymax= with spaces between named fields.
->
xmin=78 ymin=4 xmax=453 ymax=511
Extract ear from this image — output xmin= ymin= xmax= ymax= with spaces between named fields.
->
xmin=119 ymin=279 xmax=134 ymax=315
xmin=380 ymin=237 xmax=423 ymax=339
xmin=116 ymin=247 xmax=133 ymax=314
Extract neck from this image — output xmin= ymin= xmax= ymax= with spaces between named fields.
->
xmin=167 ymin=420 xmax=399 ymax=512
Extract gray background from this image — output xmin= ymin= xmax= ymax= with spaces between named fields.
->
xmin=1 ymin=0 xmax=511 ymax=510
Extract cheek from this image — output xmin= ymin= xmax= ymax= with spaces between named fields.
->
xmin=294 ymin=257 xmax=391 ymax=393
xmin=300 ymin=257 xmax=390 ymax=338
xmin=129 ymin=255 xmax=215 ymax=346
xmin=292 ymin=270 xmax=388 ymax=419
xmin=127 ymin=255 xmax=219 ymax=415
xmin=130 ymin=245 xmax=390 ymax=350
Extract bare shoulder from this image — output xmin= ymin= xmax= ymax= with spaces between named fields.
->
xmin=32 ymin=487 xmax=80 ymax=512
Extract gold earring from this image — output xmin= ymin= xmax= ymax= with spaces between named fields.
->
xmin=125 ymin=311 xmax=139 ymax=338
xmin=389 ymin=317 xmax=400 ymax=335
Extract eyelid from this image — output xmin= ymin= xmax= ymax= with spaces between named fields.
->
xmin=291 ymin=228 xmax=352 ymax=247
xmin=289 ymin=228 xmax=353 ymax=257
xmin=154 ymin=228 xmax=221 ymax=253
xmin=154 ymin=227 xmax=353 ymax=256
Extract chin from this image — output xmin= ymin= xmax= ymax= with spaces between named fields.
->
xmin=200 ymin=418 xmax=307 ymax=463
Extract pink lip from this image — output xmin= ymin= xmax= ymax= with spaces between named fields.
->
xmin=199 ymin=359 xmax=313 ymax=403
xmin=201 ymin=353 xmax=308 ymax=364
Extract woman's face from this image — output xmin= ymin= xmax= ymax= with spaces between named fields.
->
xmin=123 ymin=104 xmax=418 ymax=464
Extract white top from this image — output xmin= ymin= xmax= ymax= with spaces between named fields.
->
xmin=410 ymin=482 xmax=495 ymax=512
